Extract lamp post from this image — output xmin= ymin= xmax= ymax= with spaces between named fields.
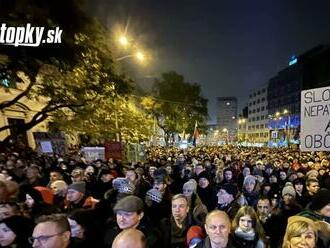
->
xmin=238 ymin=118 xmax=247 ymax=144
xmin=222 ymin=128 xmax=229 ymax=144
xmin=283 ymin=109 xmax=291 ymax=148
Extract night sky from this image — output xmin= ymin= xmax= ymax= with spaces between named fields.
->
xmin=85 ymin=0 xmax=330 ymax=123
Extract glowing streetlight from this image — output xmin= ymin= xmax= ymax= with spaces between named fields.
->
xmin=118 ymin=36 xmax=129 ymax=47
xmin=135 ymin=51 xmax=145 ymax=61
xmin=115 ymin=50 xmax=146 ymax=63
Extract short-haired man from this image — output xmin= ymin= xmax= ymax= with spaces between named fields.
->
xmin=112 ymin=229 xmax=146 ymax=248
xmin=196 ymin=210 xmax=234 ymax=248
xmin=301 ymin=178 xmax=320 ymax=207
xmin=162 ymin=194 xmax=195 ymax=248
xmin=31 ymin=214 xmax=71 ymax=248
xmin=256 ymin=197 xmax=272 ymax=224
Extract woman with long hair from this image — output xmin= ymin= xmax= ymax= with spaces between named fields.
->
xmin=232 ymin=206 xmax=266 ymax=248
xmin=282 ymin=216 xmax=318 ymax=248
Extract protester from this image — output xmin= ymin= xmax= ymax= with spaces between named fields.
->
xmin=197 ymin=210 xmax=234 ymax=248
xmin=0 ymin=145 xmax=328 ymax=248
xmin=282 ymin=216 xmax=318 ymax=248
xmin=112 ymin=229 xmax=146 ymax=248
xmin=31 ymin=214 xmax=71 ymax=248
xmin=216 ymin=183 xmax=240 ymax=219
xmin=231 ymin=206 xmax=266 ymax=248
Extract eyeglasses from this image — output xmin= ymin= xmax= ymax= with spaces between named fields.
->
xmin=28 ymin=231 xmax=66 ymax=244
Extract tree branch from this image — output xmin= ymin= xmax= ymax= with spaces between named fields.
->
xmin=0 ymin=77 xmax=36 ymax=111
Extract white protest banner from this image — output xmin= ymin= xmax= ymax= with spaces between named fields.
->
xmin=300 ymin=86 xmax=330 ymax=151
xmin=80 ymin=147 xmax=105 ymax=162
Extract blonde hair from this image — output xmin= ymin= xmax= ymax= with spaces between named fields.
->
xmin=282 ymin=217 xmax=318 ymax=248
xmin=172 ymin=194 xmax=188 ymax=203
xmin=232 ymin=206 xmax=265 ymax=241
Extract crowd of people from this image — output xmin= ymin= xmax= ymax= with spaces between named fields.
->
xmin=0 ymin=145 xmax=329 ymax=248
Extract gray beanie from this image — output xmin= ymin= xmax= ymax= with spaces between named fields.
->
xmin=183 ymin=179 xmax=197 ymax=192
xmin=68 ymin=182 xmax=86 ymax=194
xmin=282 ymin=182 xmax=296 ymax=198
xmin=243 ymin=175 xmax=256 ymax=185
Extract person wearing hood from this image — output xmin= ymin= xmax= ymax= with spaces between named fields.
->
xmin=216 ymin=183 xmax=240 ymax=220
xmin=239 ymin=175 xmax=259 ymax=207
xmin=182 ymin=179 xmax=207 ymax=225
xmin=196 ymin=171 xmax=217 ymax=211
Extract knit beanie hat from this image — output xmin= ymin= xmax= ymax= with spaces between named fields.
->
xmin=145 ymin=188 xmax=163 ymax=203
xmin=243 ymin=175 xmax=256 ymax=186
xmin=153 ymin=167 xmax=168 ymax=184
xmin=310 ymin=188 xmax=330 ymax=211
xmin=68 ymin=182 xmax=86 ymax=195
xmin=220 ymin=183 xmax=238 ymax=198
xmin=113 ymin=177 xmax=135 ymax=194
xmin=306 ymin=169 xmax=318 ymax=179
xmin=293 ymin=178 xmax=305 ymax=186
xmin=197 ymin=171 xmax=210 ymax=182
xmin=282 ymin=182 xmax=296 ymax=198
xmin=183 ymin=179 xmax=197 ymax=193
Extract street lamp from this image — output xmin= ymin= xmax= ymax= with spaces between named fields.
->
xmin=118 ymin=36 xmax=129 ymax=47
xmin=222 ymin=128 xmax=229 ymax=144
xmin=238 ymin=118 xmax=247 ymax=143
xmin=282 ymin=109 xmax=291 ymax=147
xmin=115 ymin=50 xmax=146 ymax=62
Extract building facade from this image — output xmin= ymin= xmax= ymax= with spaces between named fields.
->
xmin=247 ymin=85 xmax=269 ymax=145
xmin=216 ymin=97 xmax=237 ymax=143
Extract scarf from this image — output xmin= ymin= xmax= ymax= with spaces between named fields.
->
xmin=234 ymin=227 xmax=256 ymax=241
